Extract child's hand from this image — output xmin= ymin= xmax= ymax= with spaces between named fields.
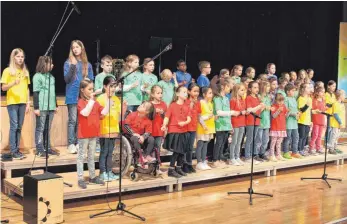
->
xmin=143 ymin=83 xmax=149 ymax=89
xmin=234 ymin=111 xmax=241 ymax=116
xmin=203 ymin=125 xmax=208 ymax=131
xmin=214 ymin=115 xmax=219 ymax=120
xmin=14 ymin=79 xmax=20 ymax=85
xmin=209 ymin=114 xmax=214 ymax=119
xmin=241 ymin=110 xmax=246 ymax=115
xmin=132 ymin=81 xmax=139 ymax=88
xmin=173 ymin=72 xmax=177 ymax=79
xmin=178 ymin=121 xmax=186 ymax=127
xmin=278 ymin=106 xmax=283 ymax=112
xmin=70 ymin=56 xmax=78 ymax=65
xmin=133 ymin=133 xmax=141 ymax=138
xmin=34 ymin=110 xmax=40 ymax=116
xmin=190 ymin=101 xmax=194 ymax=109
xmin=138 ymin=136 xmax=144 ymax=144
xmin=270 ymin=107 xmax=276 ymax=112
xmin=161 ymin=125 xmax=167 ymax=131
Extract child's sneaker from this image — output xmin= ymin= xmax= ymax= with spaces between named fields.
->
xmin=209 ymin=161 xmax=218 ymax=168
xmin=291 ymin=153 xmax=302 ymax=159
xmin=229 ymin=159 xmax=240 ymax=166
xmin=329 ymin=149 xmax=337 ymax=155
xmin=78 ymin=180 xmax=87 ymax=189
xmin=269 ymin=156 xmax=278 ymax=162
xmin=236 ymin=158 xmax=245 ymax=165
xmin=188 ymin=164 xmax=196 ymax=173
xmin=67 ymin=144 xmax=77 ymax=154
xmin=335 ymin=149 xmax=343 ymax=154
xmin=283 ymin=152 xmax=292 ymax=159
xmin=203 ymin=162 xmax=212 ymax=170
xmin=100 ymin=172 xmax=112 ymax=182
xmin=168 ymin=167 xmax=182 ymax=178
xmin=196 ymin=162 xmax=205 ymax=171
xmin=308 ymin=150 xmax=317 ymax=156
xmin=299 ymin=150 xmax=308 ymax=157
xmin=276 ymin=155 xmax=286 ymax=161
xmin=316 ymin=149 xmax=325 ymax=154
xmin=89 ymin=176 xmax=105 ymax=185
xmin=108 ymin=171 xmax=119 ymax=180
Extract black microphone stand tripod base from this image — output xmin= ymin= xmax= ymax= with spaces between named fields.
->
xmin=227 ymin=113 xmax=273 ymax=205
xmin=301 ymin=113 xmax=342 ymax=188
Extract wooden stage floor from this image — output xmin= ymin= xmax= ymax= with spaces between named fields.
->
xmin=2 ymin=162 xmax=347 ymax=224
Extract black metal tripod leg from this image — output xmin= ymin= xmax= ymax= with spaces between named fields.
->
xmin=89 ymin=209 xmax=116 ymax=218
xmin=252 ymin=192 xmax=273 ymax=197
xmin=64 ymin=182 xmax=73 ymax=187
xmin=227 ymin=192 xmax=249 ymax=195
xmin=301 ymin=177 xmax=321 ymax=180
xmin=326 ymin=178 xmax=342 ymax=181
xmin=324 ymin=180 xmax=332 ymax=188
xmin=119 ymin=209 xmax=146 ymax=221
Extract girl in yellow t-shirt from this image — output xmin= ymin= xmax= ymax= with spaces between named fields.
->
xmin=97 ymin=76 xmax=126 ymax=182
xmin=328 ymin=90 xmax=345 ymax=154
xmin=196 ymin=87 xmax=215 ymax=171
xmin=325 ymin=80 xmax=337 ymax=144
xmin=297 ymin=83 xmax=312 ymax=156
xmin=0 ymin=48 xmax=30 ymax=159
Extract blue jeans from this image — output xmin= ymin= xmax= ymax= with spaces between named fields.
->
xmin=298 ymin=124 xmax=310 ymax=152
xmin=35 ymin=111 xmax=54 ymax=152
xmin=254 ymin=128 xmax=269 ymax=156
xmin=67 ymin=104 xmax=78 ymax=145
xmin=7 ymin=104 xmax=26 ymax=153
xmin=99 ymin=138 xmax=116 ymax=173
xmin=283 ymin=129 xmax=299 ymax=153
xmin=245 ymin=125 xmax=259 ymax=159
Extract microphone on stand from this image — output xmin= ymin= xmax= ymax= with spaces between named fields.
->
xmin=71 ymin=1 xmax=81 ymax=15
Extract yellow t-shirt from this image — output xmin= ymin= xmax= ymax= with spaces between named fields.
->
xmin=197 ymin=100 xmax=216 ymax=135
xmin=325 ymin=92 xmax=336 ymax=115
xmin=297 ymin=96 xmax=312 ymax=125
xmin=330 ymin=101 xmax=345 ymax=128
xmin=97 ymin=94 xmax=121 ymax=135
xmin=0 ymin=68 xmax=30 ymax=105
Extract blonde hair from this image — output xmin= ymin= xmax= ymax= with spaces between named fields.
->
xmin=335 ymin=89 xmax=345 ymax=100
xmin=8 ymin=48 xmax=29 ymax=76
xmin=258 ymin=81 xmax=270 ymax=100
xmin=231 ymin=64 xmax=243 ymax=76
xmin=299 ymin=83 xmax=308 ymax=97
xmin=232 ymin=83 xmax=246 ymax=107
xmin=198 ymin=61 xmax=210 ymax=71
xmin=160 ymin=69 xmax=172 ymax=81
xmin=298 ymin=69 xmax=307 ymax=80
xmin=172 ymin=86 xmax=187 ymax=102
xmin=124 ymin=54 xmax=140 ymax=71
xmin=149 ymin=85 xmax=162 ymax=101
xmin=69 ymin=40 xmax=89 ymax=78
xmin=245 ymin=67 xmax=255 ymax=76
xmin=313 ymin=87 xmax=324 ymax=99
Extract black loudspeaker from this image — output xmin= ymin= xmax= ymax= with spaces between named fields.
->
xmin=23 ymin=172 xmax=64 ymax=224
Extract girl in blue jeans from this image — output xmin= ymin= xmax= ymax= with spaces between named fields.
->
xmin=1 ymin=48 xmax=30 ymax=160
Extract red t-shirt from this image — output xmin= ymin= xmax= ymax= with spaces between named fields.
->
xmin=124 ymin=111 xmax=152 ymax=135
xmin=152 ymin=101 xmax=167 ymax=137
xmin=312 ymin=98 xmax=326 ymax=126
xmin=270 ymin=103 xmax=288 ymax=131
xmin=165 ymin=102 xmax=191 ymax=133
xmin=246 ymin=95 xmax=261 ymax=126
xmin=77 ymin=99 xmax=103 ymax=139
xmin=185 ymin=99 xmax=201 ymax=132
xmin=230 ymin=98 xmax=246 ymax=128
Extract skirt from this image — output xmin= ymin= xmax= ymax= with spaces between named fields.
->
xmin=163 ymin=132 xmax=189 ymax=154
xmin=196 ymin=133 xmax=214 ymax=141
xmin=269 ymin=130 xmax=287 ymax=138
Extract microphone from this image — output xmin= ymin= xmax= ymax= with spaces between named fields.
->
xmin=71 ymin=1 xmax=81 ymax=15
xmin=250 ymin=112 xmax=261 ymax=119
xmin=163 ymin=43 xmax=173 ymax=52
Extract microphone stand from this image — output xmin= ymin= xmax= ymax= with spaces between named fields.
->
xmin=40 ymin=1 xmax=78 ymax=187
xmin=227 ymin=112 xmax=273 ymax=205
xmin=94 ymin=39 xmax=101 ymax=75
xmin=90 ymin=43 xmax=172 ymax=221
xmin=301 ymin=112 xmax=342 ymax=187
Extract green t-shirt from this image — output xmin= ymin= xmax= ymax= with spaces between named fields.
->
xmin=233 ymin=76 xmax=241 ymax=84
xmin=33 ymin=73 xmax=56 ymax=111
xmin=157 ymin=80 xmax=175 ymax=106
xmin=142 ymin=73 xmax=158 ymax=101
xmin=285 ymin=96 xmax=298 ymax=129
xmin=122 ymin=71 xmax=143 ymax=106
xmin=94 ymin=72 xmax=114 ymax=96
xmin=259 ymin=95 xmax=271 ymax=129
xmin=277 ymin=89 xmax=286 ymax=97
xmin=213 ymin=96 xmax=232 ymax=131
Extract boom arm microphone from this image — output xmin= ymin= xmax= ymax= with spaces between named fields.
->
xmin=71 ymin=1 xmax=81 ymax=15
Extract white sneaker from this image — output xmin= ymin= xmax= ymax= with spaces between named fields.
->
xmin=236 ymin=158 xmax=244 ymax=165
xmin=230 ymin=159 xmax=241 ymax=166
xmin=196 ymin=162 xmax=205 ymax=170
xmin=68 ymin=144 xmax=77 ymax=154
xmin=75 ymin=144 xmax=79 ymax=151
xmin=203 ymin=162 xmax=212 ymax=170
xmin=244 ymin=158 xmax=260 ymax=165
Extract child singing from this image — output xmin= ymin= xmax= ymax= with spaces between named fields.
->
xmin=33 ymin=56 xmax=59 ymax=158
xmin=229 ymin=83 xmax=247 ymax=165
xmin=196 ymin=87 xmax=215 ymax=170
xmin=328 ymin=90 xmax=345 ymax=154
xmin=157 ymin=69 xmax=178 ymax=106
xmin=77 ymin=79 xmax=106 ymax=189
xmin=1 ymin=48 xmax=31 ymax=159
xmin=269 ymin=93 xmax=288 ymax=162
xmin=297 ymin=83 xmax=312 ymax=156
xmin=183 ymin=83 xmax=200 ymax=173
xmin=141 ymin=58 xmax=158 ymax=101
xmin=64 ymin=40 xmax=94 ymax=154
xmin=162 ymin=86 xmax=191 ymax=178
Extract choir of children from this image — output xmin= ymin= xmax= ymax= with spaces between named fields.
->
xmin=2 ymin=44 xmax=346 ymax=188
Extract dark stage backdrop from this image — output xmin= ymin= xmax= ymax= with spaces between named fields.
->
xmin=1 ymin=1 xmax=342 ymax=94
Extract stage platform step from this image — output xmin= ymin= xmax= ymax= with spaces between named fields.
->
xmin=3 ymin=146 xmax=346 ymax=201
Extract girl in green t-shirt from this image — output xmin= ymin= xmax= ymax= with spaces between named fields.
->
xmin=141 ymin=58 xmax=158 ymax=101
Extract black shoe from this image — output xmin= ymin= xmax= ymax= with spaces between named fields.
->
xmin=188 ymin=165 xmax=196 ymax=173
xmin=219 ymin=155 xmax=228 ymax=161
xmin=78 ymin=180 xmax=87 ymax=189
xmin=175 ymin=166 xmax=187 ymax=176
xmin=329 ymin=149 xmax=337 ymax=155
xmin=48 ymin=149 xmax=60 ymax=156
xmin=254 ymin=155 xmax=264 ymax=162
xmin=11 ymin=152 xmax=23 ymax=160
xmin=168 ymin=168 xmax=182 ymax=178
xmin=17 ymin=151 xmax=27 ymax=159
xmin=36 ymin=151 xmax=47 ymax=158
xmin=89 ymin=176 xmax=105 ymax=185
xmin=182 ymin=163 xmax=191 ymax=174
xmin=259 ymin=154 xmax=269 ymax=162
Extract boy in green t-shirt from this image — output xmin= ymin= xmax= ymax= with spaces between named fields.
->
xmin=94 ymin=55 xmax=114 ymax=96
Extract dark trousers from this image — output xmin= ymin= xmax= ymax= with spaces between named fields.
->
xmin=130 ymin=136 xmax=155 ymax=156
xmin=184 ymin=131 xmax=196 ymax=165
xmin=99 ymin=138 xmax=116 ymax=173
xmin=170 ymin=152 xmax=184 ymax=167
xmin=298 ymin=124 xmax=310 ymax=152
xmin=213 ymin=131 xmax=229 ymax=161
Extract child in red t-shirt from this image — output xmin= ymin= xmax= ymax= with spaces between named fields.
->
xmin=269 ymin=93 xmax=288 ymax=162
xmin=309 ymin=87 xmax=326 ymax=155
xmin=124 ymin=101 xmax=155 ymax=162
xmin=162 ymin=86 xmax=191 ymax=178
xmin=183 ymin=83 xmax=200 ymax=173
xmin=77 ymin=79 xmax=108 ymax=189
